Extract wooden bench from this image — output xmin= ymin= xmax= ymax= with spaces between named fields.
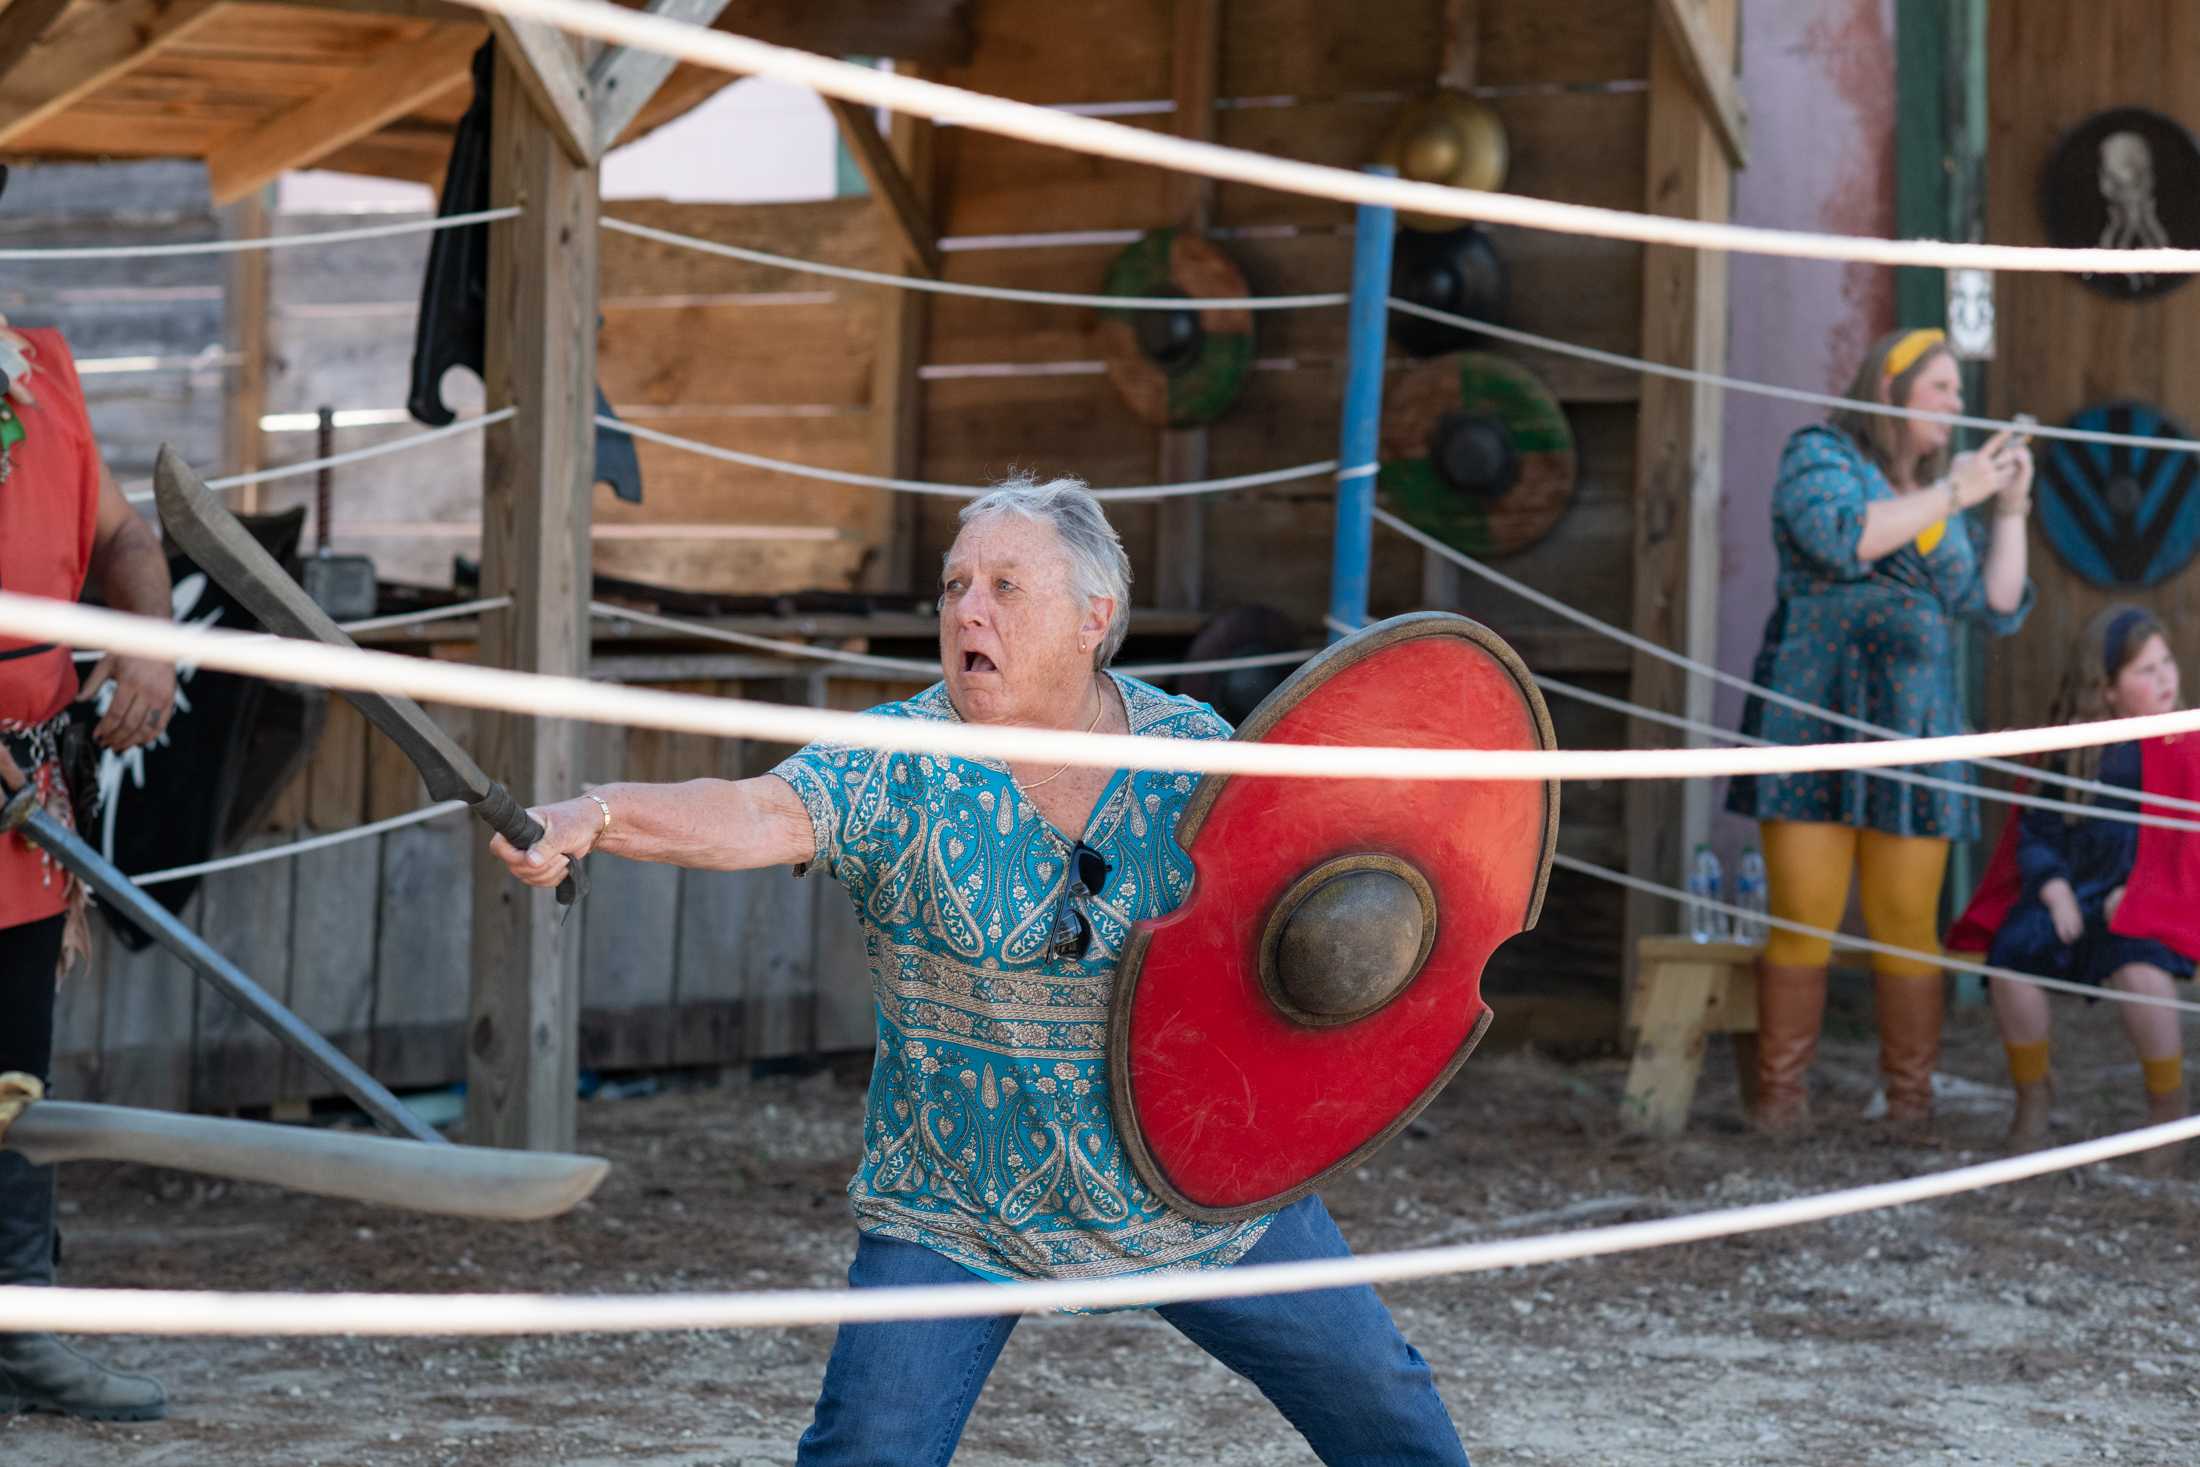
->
xmin=1620 ymin=935 xmax=1866 ymax=1137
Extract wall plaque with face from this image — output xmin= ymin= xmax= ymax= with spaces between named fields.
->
xmin=2040 ymin=107 xmax=2200 ymax=301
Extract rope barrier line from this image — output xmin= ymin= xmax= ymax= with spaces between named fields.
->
xmin=600 ymin=224 xmax=2180 ymax=459
xmin=592 ymin=601 xmax=1320 ymax=681
xmin=597 ymin=416 xmax=1345 ymax=502
xmin=6 ymin=1109 xmax=2196 ymax=1336
xmin=1369 ymin=508 xmax=2200 ymax=818
xmin=600 ymin=222 xmax=2156 ymax=460
xmin=122 ymin=411 xmax=517 ymax=504
xmin=12 ymin=595 xmax=2200 ymax=784
xmin=593 ymin=602 xmax=936 ymax=675
xmin=1533 ymin=674 xmax=2200 ymax=835
xmin=129 ymin=802 xmax=468 ymax=888
xmin=1550 ymin=852 xmax=2200 ymax=1017
xmin=70 ymin=597 xmax=512 ymax=662
xmin=333 ymin=596 xmax=515 ymax=638
xmin=0 ymin=208 xmax=521 ymax=262
xmin=601 ymin=217 xmax=1350 ymax=312
xmin=1389 ymin=300 xmax=2200 ymax=456
xmin=449 ymin=0 xmax=2200 ymax=276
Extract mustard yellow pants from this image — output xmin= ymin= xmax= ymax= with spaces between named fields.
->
xmin=1759 ymin=821 xmax=1947 ymax=975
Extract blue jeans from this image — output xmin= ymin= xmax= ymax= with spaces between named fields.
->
xmin=795 ymin=1195 xmax=1470 ymax=1466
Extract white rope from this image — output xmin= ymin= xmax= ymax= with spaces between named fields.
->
xmin=601 ymin=217 xmax=1349 ymax=311
xmin=70 ymin=596 xmax=512 ymax=663
xmin=1118 ymin=648 xmax=1317 ymax=678
xmin=1552 ymin=852 xmax=2200 ymax=1016
xmin=592 ymin=601 xmax=1321 ymax=681
xmin=593 ymin=601 xmax=935 ymax=674
xmin=6 ymin=1109 xmax=2195 ymax=1335
xmin=597 ymin=416 xmax=1344 ymax=501
xmin=1370 ymin=508 xmax=2200 ymax=818
xmin=443 ymin=0 xmax=2200 ymax=276
xmin=1534 ymin=674 xmax=2200 ymax=835
xmin=12 ymin=596 xmax=2200 ymax=784
xmin=334 ymin=596 xmax=514 ymax=638
xmin=1390 ymin=300 xmax=2200 ymax=456
xmin=122 ymin=411 xmax=517 ymax=504
xmin=0 ymin=208 xmax=521 ymax=263
xmin=129 ymin=802 xmax=468 ymax=888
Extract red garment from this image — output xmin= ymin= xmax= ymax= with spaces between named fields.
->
xmin=1945 ymin=737 xmax=2200 ymax=960
xmin=0 ymin=329 xmax=101 ymax=928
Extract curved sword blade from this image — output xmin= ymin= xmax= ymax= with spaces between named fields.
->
xmin=6 ymin=1102 xmax=609 ymax=1222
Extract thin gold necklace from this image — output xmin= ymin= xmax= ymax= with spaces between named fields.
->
xmin=1012 ymin=687 xmax=1106 ymax=794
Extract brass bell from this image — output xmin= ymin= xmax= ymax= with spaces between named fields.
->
xmin=1374 ymin=90 xmax=1510 ymax=233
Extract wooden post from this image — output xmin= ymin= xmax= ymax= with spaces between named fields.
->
xmin=868 ymin=77 xmax=934 ymax=595
xmin=1153 ymin=0 xmax=1220 ymax=612
xmin=1419 ymin=0 xmax=1479 ymax=611
xmin=1623 ymin=1 xmax=1735 ymax=1003
xmin=220 ymin=185 xmax=272 ymax=513
xmin=467 ymin=46 xmax=598 ymax=1152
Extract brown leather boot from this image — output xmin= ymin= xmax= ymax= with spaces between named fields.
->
xmin=1754 ymin=962 xmax=1828 ymax=1132
xmin=1876 ymin=971 xmax=1945 ymax=1132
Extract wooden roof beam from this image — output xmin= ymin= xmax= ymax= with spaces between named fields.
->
xmin=0 ymin=0 xmax=78 ymax=92
xmin=0 ymin=0 xmax=231 ymax=147
xmin=239 ymin=0 xmax=475 ymax=19
xmin=484 ymin=12 xmax=593 ymax=164
xmin=205 ymin=23 xmax=483 ymax=205
xmin=1652 ymin=0 xmax=1748 ymax=169
xmin=826 ymin=96 xmax=938 ymax=277
xmin=588 ymin=0 xmax=729 ymax=157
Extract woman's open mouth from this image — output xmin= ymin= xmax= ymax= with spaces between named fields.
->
xmin=962 ymin=651 xmax=999 ymax=674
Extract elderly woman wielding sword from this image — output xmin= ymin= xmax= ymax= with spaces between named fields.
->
xmin=494 ymin=478 xmax=1475 ymax=1465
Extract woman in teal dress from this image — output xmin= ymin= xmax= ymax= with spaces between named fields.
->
xmin=1727 ymin=327 xmax=2037 ymax=1131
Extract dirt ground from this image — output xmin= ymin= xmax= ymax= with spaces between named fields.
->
xmin=9 ymin=978 xmax=2200 ymax=1467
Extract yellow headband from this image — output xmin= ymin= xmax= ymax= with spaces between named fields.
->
xmin=1883 ymin=328 xmax=1947 ymax=380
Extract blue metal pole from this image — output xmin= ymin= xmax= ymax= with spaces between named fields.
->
xmin=1327 ymin=165 xmax=1398 ymax=640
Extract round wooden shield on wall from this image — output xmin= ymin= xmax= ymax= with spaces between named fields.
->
xmin=1096 ymin=229 xmax=1254 ymax=427
xmin=1378 ymin=352 xmax=1576 ymax=559
xmin=2037 ymin=399 xmax=2200 ymax=588
xmin=2039 ymin=107 xmax=2200 ymax=301
xmin=1388 ymin=226 xmax=1509 ymax=358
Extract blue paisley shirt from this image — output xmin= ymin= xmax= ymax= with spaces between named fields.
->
xmin=771 ymin=673 xmax=1272 ymax=1282
xmin=1726 ymin=424 xmax=2035 ymax=840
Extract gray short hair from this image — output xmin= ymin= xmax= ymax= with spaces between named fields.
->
xmin=951 ymin=476 xmax=1133 ymax=669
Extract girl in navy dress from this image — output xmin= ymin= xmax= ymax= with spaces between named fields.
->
xmin=1990 ymin=605 xmax=2190 ymax=1155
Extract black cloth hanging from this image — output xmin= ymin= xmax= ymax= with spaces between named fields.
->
xmin=408 ymin=41 xmax=643 ymax=504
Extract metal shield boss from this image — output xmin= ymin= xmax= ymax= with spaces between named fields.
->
xmin=1110 ymin=613 xmax=1558 ymax=1221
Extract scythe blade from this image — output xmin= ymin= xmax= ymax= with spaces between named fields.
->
xmin=0 ymin=1093 xmax=606 ymax=1223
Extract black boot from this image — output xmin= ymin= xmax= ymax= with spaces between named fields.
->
xmin=0 ymin=1151 xmax=166 ymax=1421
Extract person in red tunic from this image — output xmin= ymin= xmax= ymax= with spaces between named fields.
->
xmin=0 ymin=290 xmax=178 ymax=1420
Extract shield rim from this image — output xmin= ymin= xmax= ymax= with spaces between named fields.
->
xmin=1109 ymin=610 xmax=1559 ymax=1223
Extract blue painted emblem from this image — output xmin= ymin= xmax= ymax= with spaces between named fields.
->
xmin=2038 ymin=400 xmax=2200 ymax=588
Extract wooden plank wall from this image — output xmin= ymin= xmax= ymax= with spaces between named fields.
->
xmin=0 ymin=162 xmax=226 ymax=487
xmin=595 ymin=199 xmax=896 ymax=593
xmin=47 ymin=0 xmax=1667 ymax=1101
xmin=921 ymin=0 xmax=1651 ymax=1026
xmin=251 ymin=199 xmax=897 ymax=595
xmin=1984 ymin=2 xmax=2200 ymax=736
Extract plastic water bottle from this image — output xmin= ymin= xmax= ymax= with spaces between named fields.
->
xmin=1687 ymin=844 xmax=1726 ymax=944
xmin=1733 ymin=845 xmax=1769 ymax=946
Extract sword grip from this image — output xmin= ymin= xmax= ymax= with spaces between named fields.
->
xmin=477 ymin=782 xmax=588 ymax=908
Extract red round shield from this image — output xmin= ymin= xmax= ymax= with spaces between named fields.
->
xmin=1111 ymin=613 xmax=1557 ymax=1221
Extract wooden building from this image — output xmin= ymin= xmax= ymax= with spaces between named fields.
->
xmin=1984 ymin=2 xmax=2200 ymax=735
xmin=2 ymin=0 xmax=1743 ymax=1138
